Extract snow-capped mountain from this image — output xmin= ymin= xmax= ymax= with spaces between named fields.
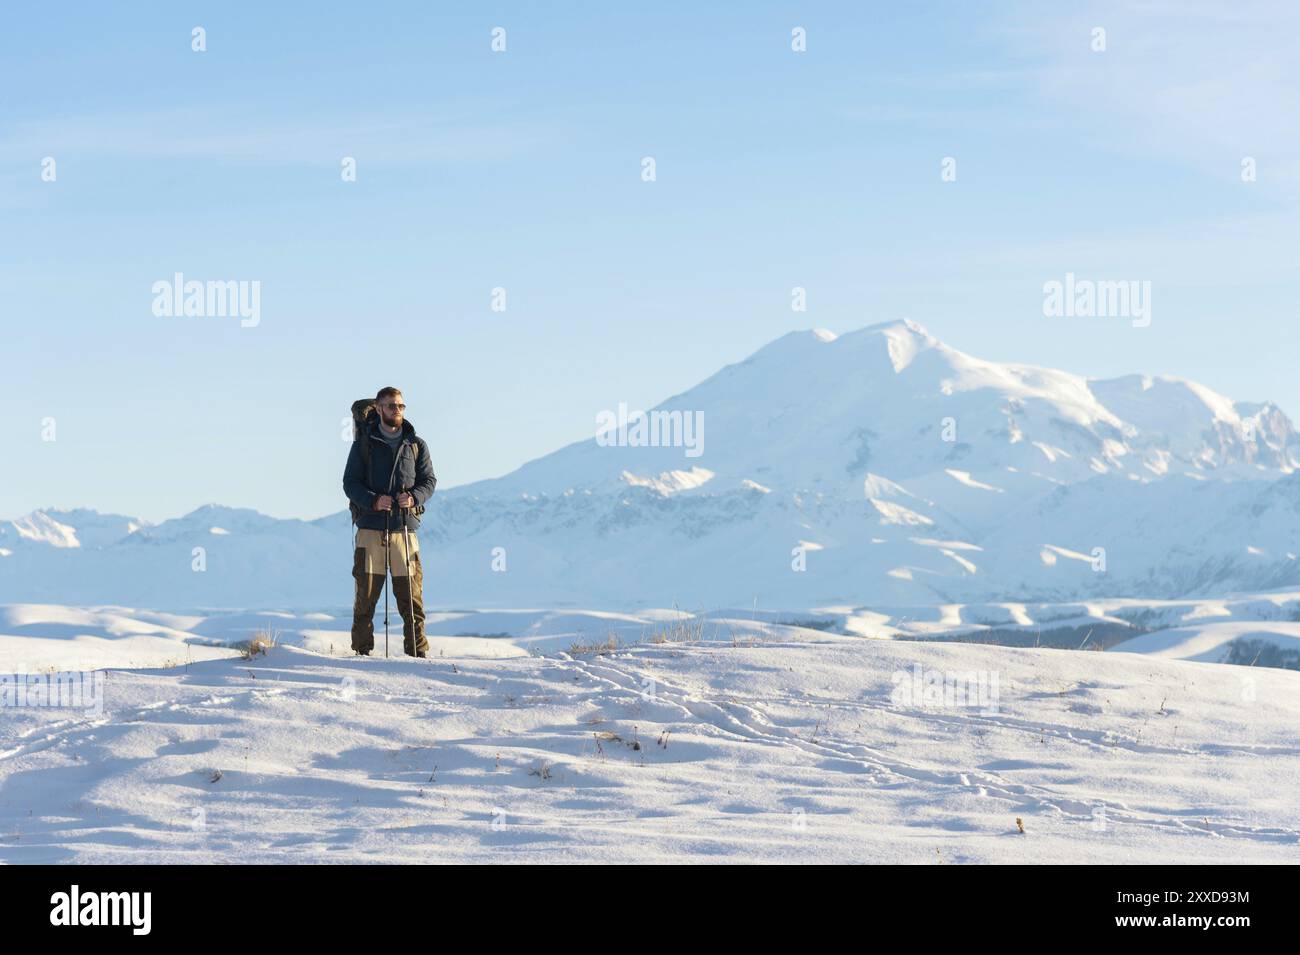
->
xmin=0 ymin=509 xmax=149 ymax=551
xmin=4 ymin=320 xmax=1300 ymax=610
xmin=483 ymin=320 xmax=1297 ymax=495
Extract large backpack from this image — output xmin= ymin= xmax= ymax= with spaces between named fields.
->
xmin=348 ymin=398 xmax=377 ymax=525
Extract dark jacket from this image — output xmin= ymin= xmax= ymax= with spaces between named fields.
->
xmin=342 ymin=417 xmax=437 ymax=531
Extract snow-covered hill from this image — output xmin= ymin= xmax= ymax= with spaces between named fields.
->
xmin=1112 ymin=622 xmax=1300 ymax=668
xmin=5 ymin=320 xmax=1300 ymax=610
xmin=11 ymin=593 xmax=1300 ymax=672
xmin=2 ymin=633 xmax=1296 ymax=863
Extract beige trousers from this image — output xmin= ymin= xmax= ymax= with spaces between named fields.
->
xmin=350 ymin=528 xmax=426 ymax=654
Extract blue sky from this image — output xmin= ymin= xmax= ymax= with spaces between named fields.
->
xmin=3 ymin=1 xmax=1298 ymax=522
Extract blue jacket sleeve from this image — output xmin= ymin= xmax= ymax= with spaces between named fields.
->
xmin=411 ymin=438 xmax=437 ymax=505
xmin=343 ymin=439 xmax=376 ymax=511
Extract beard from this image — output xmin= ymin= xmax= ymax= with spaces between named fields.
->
xmin=380 ymin=410 xmax=402 ymax=429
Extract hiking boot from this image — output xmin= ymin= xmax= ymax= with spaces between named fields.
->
xmin=356 ymin=649 xmax=370 ymax=657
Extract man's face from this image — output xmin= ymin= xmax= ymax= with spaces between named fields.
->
xmin=378 ymin=395 xmax=405 ymax=428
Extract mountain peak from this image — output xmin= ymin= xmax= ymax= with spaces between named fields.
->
xmin=834 ymin=318 xmax=944 ymax=372
xmin=754 ymin=320 xmax=944 ymax=370
xmin=0 ymin=508 xmax=151 ymax=550
xmin=859 ymin=317 xmax=936 ymax=339
xmin=6 ymin=511 xmax=81 ymax=548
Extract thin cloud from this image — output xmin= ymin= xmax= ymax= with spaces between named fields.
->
xmin=993 ymin=0 xmax=1300 ymax=197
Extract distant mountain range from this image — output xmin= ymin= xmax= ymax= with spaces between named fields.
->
xmin=6 ymin=320 xmax=1300 ymax=611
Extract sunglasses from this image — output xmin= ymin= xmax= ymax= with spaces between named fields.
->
xmin=382 ymin=403 xmax=406 ymax=411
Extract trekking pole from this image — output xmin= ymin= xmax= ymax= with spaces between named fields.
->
xmin=401 ymin=504 xmax=416 ymax=657
xmin=383 ymin=508 xmax=391 ymax=659
xmin=381 ymin=451 xmax=403 ymax=661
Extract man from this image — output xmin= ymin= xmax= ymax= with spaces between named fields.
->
xmin=342 ymin=387 xmax=437 ymax=657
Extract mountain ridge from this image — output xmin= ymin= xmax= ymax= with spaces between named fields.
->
xmin=4 ymin=320 xmax=1300 ymax=610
